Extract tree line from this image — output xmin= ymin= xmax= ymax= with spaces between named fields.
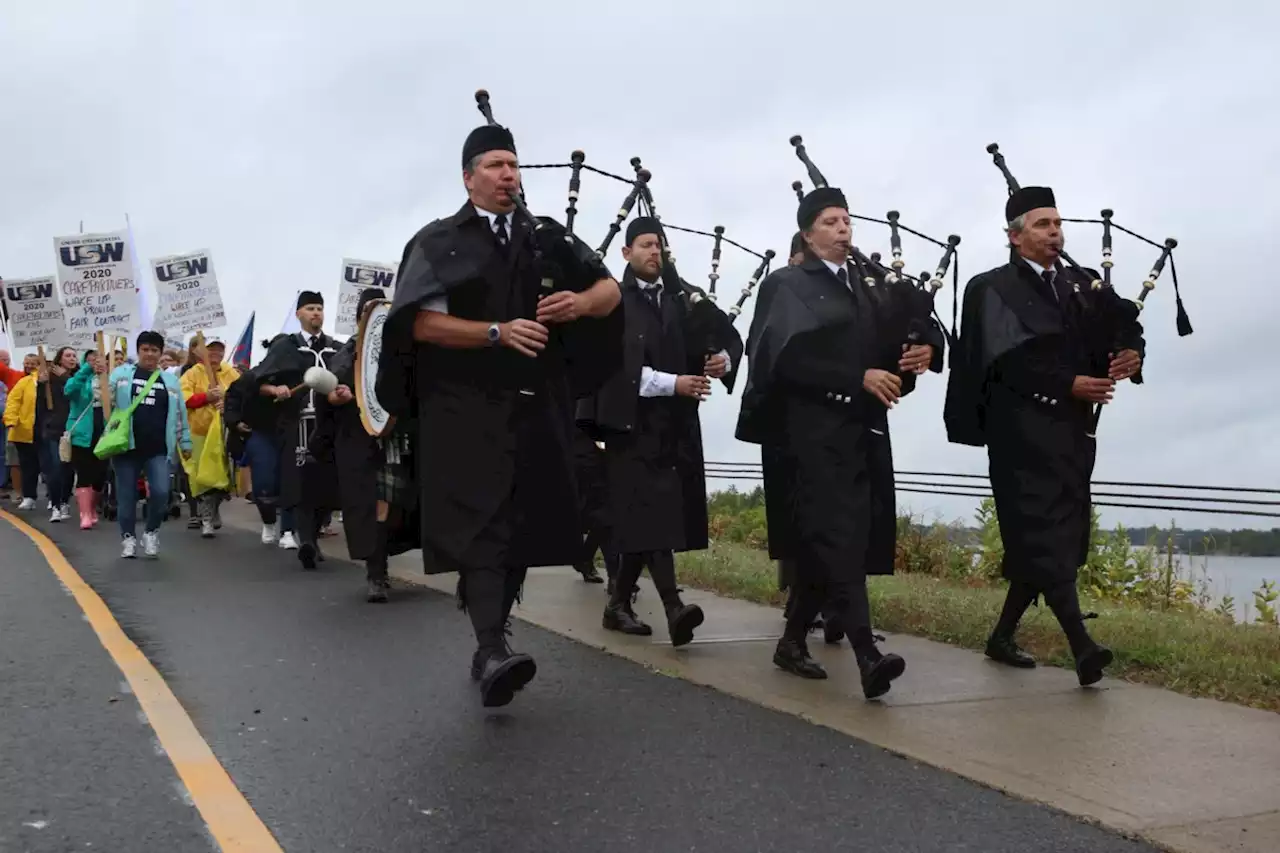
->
xmin=1128 ymin=527 xmax=1280 ymax=558
xmin=705 ymin=488 xmax=1280 ymax=558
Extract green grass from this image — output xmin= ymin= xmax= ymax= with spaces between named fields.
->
xmin=676 ymin=540 xmax=1280 ymax=713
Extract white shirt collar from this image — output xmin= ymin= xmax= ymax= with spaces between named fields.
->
xmin=818 ymin=257 xmax=851 ymax=288
xmin=474 ymin=205 xmax=509 ymax=231
xmin=1021 ymin=256 xmax=1052 ymax=278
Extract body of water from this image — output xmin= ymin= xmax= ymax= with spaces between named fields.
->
xmin=1172 ymin=554 xmax=1279 ymax=622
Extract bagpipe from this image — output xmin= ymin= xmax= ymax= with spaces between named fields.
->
xmin=531 ymin=147 xmax=774 ymax=380
xmin=615 ymin=155 xmax=769 ymax=391
xmin=985 ymin=143 xmax=1193 ymax=436
xmin=473 ymin=89 xmax=611 ymax=294
xmin=479 ymin=88 xmax=773 ymax=392
xmin=789 ymin=135 xmax=960 ymax=393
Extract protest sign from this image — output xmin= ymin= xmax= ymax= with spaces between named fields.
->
xmin=150 ymin=249 xmax=226 ymax=335
xmin=0 ymin=275 xmax=83 ymax=349
xmin=335 ymin=258 xmax=397 ymax=336
xmin=53 ymin=231 xmax=140 ymax=339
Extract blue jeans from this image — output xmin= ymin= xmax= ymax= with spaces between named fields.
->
xmin=114 ymin=452 xmax=171 ymax=538
xmin=243 ymin=430 xmax=293 ymax=532
xmin=36 ymin=437 xmax=73 ymax=507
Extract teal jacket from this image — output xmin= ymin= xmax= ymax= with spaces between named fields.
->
xmin=106 ymin=363 xmax=192 ymax=458
xmin=62 ymin=359 xmax=101 ymax=449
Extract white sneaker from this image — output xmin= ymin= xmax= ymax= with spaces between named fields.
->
xmin=121 ymin=536 xmax=137 ymax=559
xmin=201 ymin=520 xmax=215 ymax=538
xmin=50 ymin=506 xmax=63 ymax=523
xmin=17 ymin=498 xmax=35 ymax=511
xmin=261 ymin=524 xmax=278 ymax=545
xmin=278 ymin=532 xmax=298 ymax=550
xmin=142 ymin=531 xmax=160 ymax=557
xmin=58 ymin=504 xmax=72 ymax=521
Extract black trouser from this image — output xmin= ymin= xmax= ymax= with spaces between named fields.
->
xmin=16 ymin=442 xmax=41 ymax=501
xmin=783 ymin=583 xmax=840 ymax=624
xmin=782 ymin=564 xmax=872 ymax=648
xmin=993 ymin=579 xmax=1094 ymax=656
xmin=459 ymin=565 xmax=529 ymax=651
xmin=71 ymin=444 xmax=108 ymax=491
xmin=577 ymin=528 xmax=619 ymax=579
xmin=615 ymin=550 xmax=680 ymax=608
xmin=294 ymin=504 xmax=322 ymax=550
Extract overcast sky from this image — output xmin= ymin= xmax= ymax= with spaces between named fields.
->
xmin=2 ymin=2 xmax=1277 ymax=530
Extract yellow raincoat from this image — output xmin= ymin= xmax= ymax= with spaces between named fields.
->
xmin=180 ymin=362 xmax=240 ymax=497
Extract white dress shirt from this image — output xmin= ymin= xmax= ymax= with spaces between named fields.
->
xmin=636 ymin=279 xmax=731 ymax=398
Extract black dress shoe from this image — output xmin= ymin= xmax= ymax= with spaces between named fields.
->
xmin=666 ymin=602 xmax=704 ymax=648
xmin=366 ymin=577 xmax=389 ymax=603
xmin=477 ymin=647 xmax=538 ymax=708
xmin=855 ymin=638 xmax=906 ymax=700
xmin=823 ymin=618 xmax=845 ymax=646
xmin=1075 ymin=643 xmax=1114 ymax=687
xmin=575 ymin=563 xmax=605 ymax=584
xmin=773 ymin=638 xmax=828 ymax=679
xmin=603 ymin=603 xmax=653 ymax=636
xmin=298 ymin=543 xmax=317 ymax=570
xmin=985 ymin=634 xmax=1036 ymax=668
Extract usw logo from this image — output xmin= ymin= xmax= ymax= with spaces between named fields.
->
xmin=155 ymin=256 xmax=210 ymax=282
xmin=5 ymin=280 xmax=55 ymax=301
xmin=59 ymin=242 xmax=126 ymax=266
xmin=344 ymin=266 xmax=395 ymax=288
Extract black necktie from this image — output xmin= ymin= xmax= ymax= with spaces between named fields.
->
xmin=836 ymin=267 xmax=849 ymax=287
xmin=643 ymin=287 xmax=659 ymax=311
xmin=1043 ymin=269 xmax=1071 ymax=306
xmin=308 ymin=335 xmax=319 ymax=352
xmin=494 ymin=214 xmax=509 ymax=250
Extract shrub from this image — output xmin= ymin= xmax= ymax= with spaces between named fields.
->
xmin=706 ymin=490 xmax=1276 ymax=624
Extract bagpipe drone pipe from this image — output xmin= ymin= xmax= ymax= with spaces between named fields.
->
xmin=502 ymin=105 xmax=774 ymax=394
xmin=615 ymin=155 xmax=772 ymax=393
xmin=986 ymin=143 xmax=1193 ymax=436
xmin=473 ymin=89 xmax=775 ymax=396
xmin=475 ymin=89 xmax=773 ymax=331
xmin=789 ymin=135 xmax=960 ymax=395
xmin=472 ymin=89 xmax=612 ymax=295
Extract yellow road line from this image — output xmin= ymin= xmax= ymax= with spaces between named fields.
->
xmin=0 ymin=509 xmax=283 ymax=853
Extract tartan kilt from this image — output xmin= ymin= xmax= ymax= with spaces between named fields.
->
xmin=375 ymin=436 xmax=416 ymax=510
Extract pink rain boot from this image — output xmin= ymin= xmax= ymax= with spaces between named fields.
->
xmin=76 ymin=488 xmax=96 ymax=530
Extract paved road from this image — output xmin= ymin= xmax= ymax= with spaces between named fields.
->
xmin=1 ymin=505 xmax=1160 ymax=853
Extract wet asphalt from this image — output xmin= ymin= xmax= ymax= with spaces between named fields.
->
xmin=0 ymin=503 xmax=1160 ymax=853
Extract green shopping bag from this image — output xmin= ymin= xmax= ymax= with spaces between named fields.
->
xmin=94 ymin=370 xmax=163 ymax=460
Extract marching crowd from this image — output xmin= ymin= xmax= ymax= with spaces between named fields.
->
xmin=0 ymin=332 xmax=333 ymax=565
xmin=2 ymin=113 xmax=1147 ymax=710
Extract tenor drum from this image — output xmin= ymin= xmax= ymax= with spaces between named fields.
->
xmin=353 ymin=298 xmax=396 ymax=437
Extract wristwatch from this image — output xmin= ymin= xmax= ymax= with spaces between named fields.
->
xmin=486 ymin=323 xmax=501 ymax=346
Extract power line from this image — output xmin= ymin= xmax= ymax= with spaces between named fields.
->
xmin=704 ymin=467 xmax=1280 ymax=519
xmin=705 ymin=462 xmax=1280 ymax=495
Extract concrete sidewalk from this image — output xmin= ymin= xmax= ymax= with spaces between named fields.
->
xmin=225 ymin=504 xmax=1279 ymax=852
xmin=390 ymin=562 xmax=1280 ymax=853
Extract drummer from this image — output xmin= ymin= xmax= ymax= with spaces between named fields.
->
xmin=310 ymin=288 xmax=420 ymax=602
